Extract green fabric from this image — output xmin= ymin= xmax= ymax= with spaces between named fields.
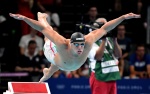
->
xmin=94 ymin=61 xmax=121 ymax=81
xmin=94 ymin=37 xmax=121 ymax=81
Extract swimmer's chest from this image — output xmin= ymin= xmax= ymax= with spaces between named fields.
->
xmin=56 ymin=46 xmax=89 ymax=64
xmin=55 ymin=53 xmax=87 ymax=71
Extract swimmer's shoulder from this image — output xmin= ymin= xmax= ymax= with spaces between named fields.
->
xmin=62 ymin=39 xmax=70 ymax=48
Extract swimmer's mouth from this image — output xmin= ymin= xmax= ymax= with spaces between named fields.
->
xmin=78 ymin=51 xmax=82 ymax=54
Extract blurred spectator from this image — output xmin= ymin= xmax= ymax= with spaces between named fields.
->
xmin=50 ymin=0 xmax=62 ymax=15
xmin=129 ymin=44 xmax=150 ymax=79
xmin=82 ymin=6 xmax=103 ymax=35
xmin=116 ymin=24 xmax=132 ymax=78
xmin=28 ymin=0 xmax=53 ymax=36
xmin=30 ymin=0 xmax=51 ymax=37
xmin=132 ymin=0 xmax=147 ymax=21
xmin=83 ymin=6 xmax=99 ymax=25
xmin=17 ymin=0 xmax=35 ymax=35
xmin=30 ymin=0 xmax=50 ymax=19
xmin=88 ymin=37 xmax=122 ymax=94
xmin=15 ymin=40 xmax=46 ymax=81
xmin=39 ymin=0 xmax=60 ymax=27
xmin=19 ymin=27 xmax=44 ymax=56
xmin=128 ymin=0 xmax=147 ymax=44
xmin=87 ymin=18 xmax=122 ymax=94
xmin=108 ymin=0 xmax=124 ymax=20
xmin=16 ymin=0 xmax=60 ymax=35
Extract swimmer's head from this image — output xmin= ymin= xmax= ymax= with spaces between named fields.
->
xmin=70 ymin=32 xmax=85 ymax=43
xmin=70 ymin=32 xmax=85 ymax=56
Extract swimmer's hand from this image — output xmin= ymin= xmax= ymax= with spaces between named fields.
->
xmin=39 ymin=68 xmax=51 ymax=83
xmin=123 ymin=13 xmax=140 ymax=20
xmin=9 ymin=13 xmax=25 ymax=20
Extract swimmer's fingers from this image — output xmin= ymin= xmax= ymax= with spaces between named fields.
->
xmin=123 ymin=13 xmax=141 ymax=19
xmin=9 ymin=13 xmax=25 ymax=20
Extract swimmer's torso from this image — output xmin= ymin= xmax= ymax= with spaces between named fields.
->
xmin=54 ymin=42 xmax=92 ymax=71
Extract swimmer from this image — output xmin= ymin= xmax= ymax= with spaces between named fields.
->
xmin=9 ymin=12 xmax=140 ymax=82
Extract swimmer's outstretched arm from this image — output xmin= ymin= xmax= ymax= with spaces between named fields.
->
xmin=85 ymin=13 xmax=140 ymax=43
xmin=9 ymin=13 xmax=66 ymax=47
xmin=39 ymin=64 xmax=59 ymax=82
xmin=9 ymin=13 xmax=44 ymax=32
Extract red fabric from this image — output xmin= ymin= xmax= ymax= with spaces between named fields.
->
xmin=11 ymin=82 xmax=48 ymax=93
xmin=89 ymin=72 xmax=117 ymax=94
xmin=50 ymin=40 xmax=56 ymax=56
xmin=17 ymin=0 xmax=35 ymax=35
xmin=66 ymin=73 xmax=72 ymax=78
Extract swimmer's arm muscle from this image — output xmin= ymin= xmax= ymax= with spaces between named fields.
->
xmin=86 ymin=13 xmax=140 ymax=43
xmin=9 ymin=13 xmax=67 ymax=47
xmin=86 ymin=15 xmax=125 ymax=43
xmin=41 ymin=27 xmax=67 ymax=46
xmin=22 ymin=15 xmax=67 ymax=46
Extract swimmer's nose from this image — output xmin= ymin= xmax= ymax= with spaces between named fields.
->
xmin=77 ymin=45 xmax=82 ymax=49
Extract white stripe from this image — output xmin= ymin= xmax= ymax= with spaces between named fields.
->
xmin=89 ymin=60 xmax=96 ymax=72
xmin=101 ymin=60 xmax=117 ymax=67
xmin=8 ymin=82 xmax=14 ymax=93
xmin=106 ymin=38 xmax=113 ymax=49
xmin=45 ymin=83 xmax=51 ymax=94
xmin=102 ymin=66 xmax=119 ymax=74
xmin=76 ymin=38 xmax=84 ymax=40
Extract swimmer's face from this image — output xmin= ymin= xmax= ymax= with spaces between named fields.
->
xmin=71 ymin=42 xmax=85 ymax=55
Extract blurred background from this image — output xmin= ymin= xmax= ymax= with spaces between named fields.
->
xmin=0 ymin=0 xmax=150 ymax=94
